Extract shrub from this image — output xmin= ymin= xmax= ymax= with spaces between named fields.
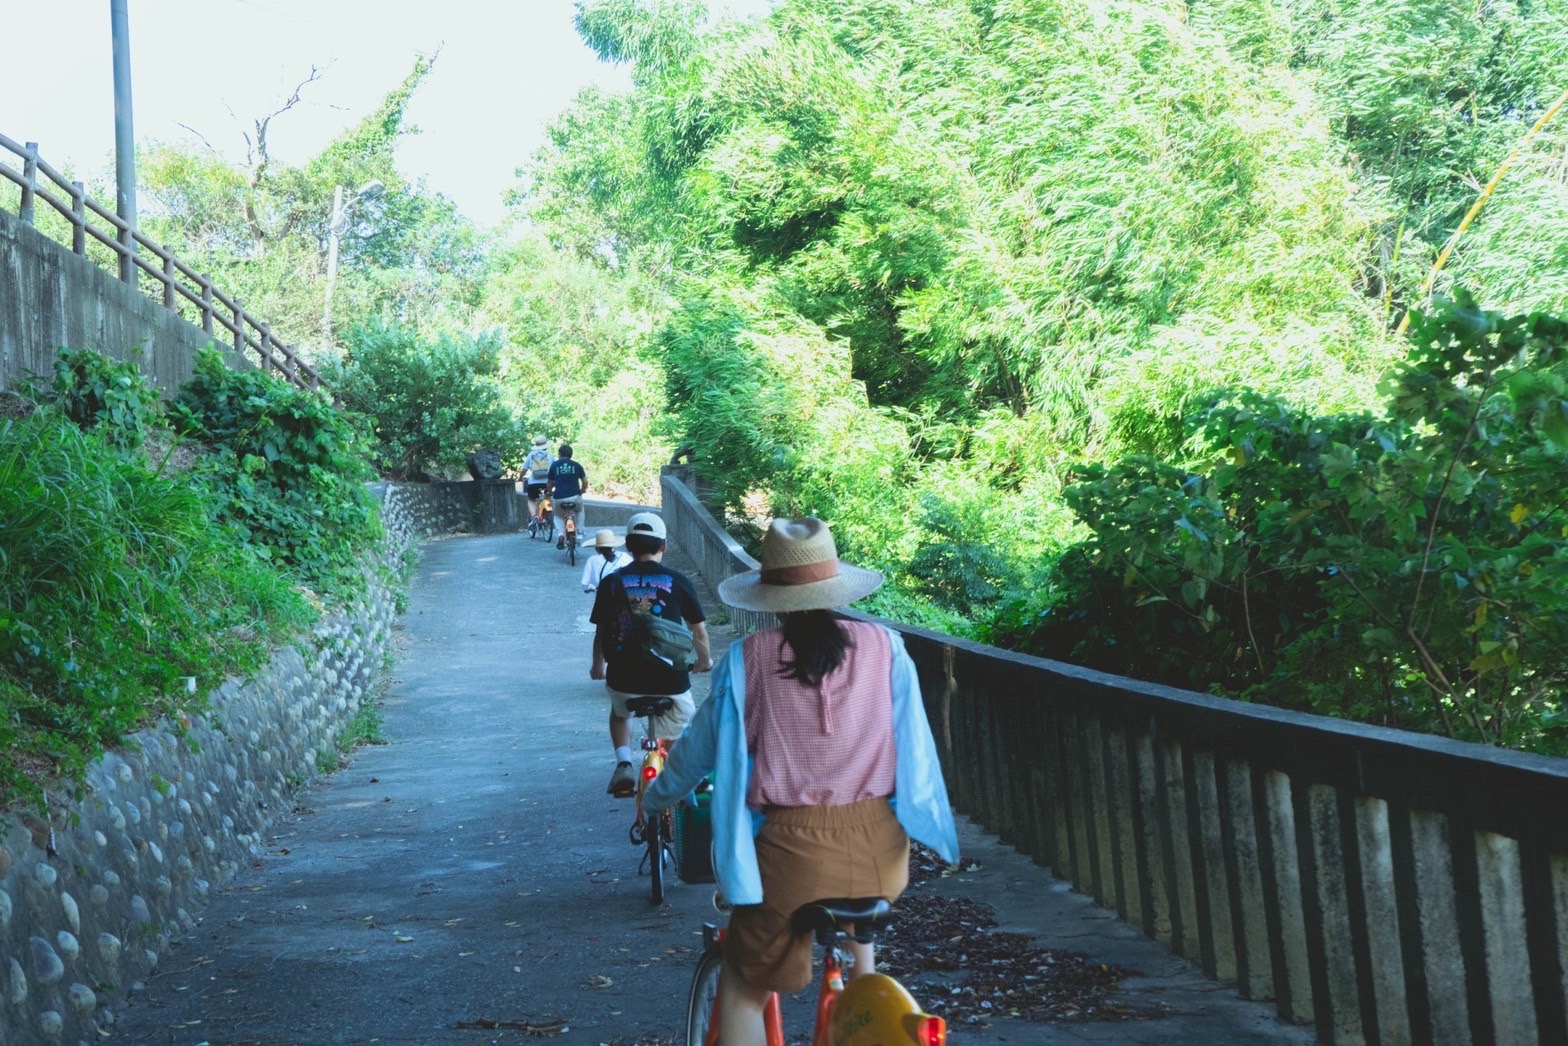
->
xmin=169 ymin=348 xmax=382 ymax=601
xmin=22 ymin=347 xmax=163 ymax=450
xmin=324 ymin=321 xmax=525 ymax=481
xmin=1005 ymin=294 xmax=1568 ymax=753
xmin=0 ymin=411 xmax=312 ymax=809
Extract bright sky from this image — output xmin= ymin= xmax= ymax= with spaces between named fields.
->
xmin=2 ymin=0 xmax=770 ymax=228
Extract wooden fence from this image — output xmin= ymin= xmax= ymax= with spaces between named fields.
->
xmin=661 ymin=467 xmax=1568 ymax=1046
xmin=0 ymin=134 xmax=320 ymax=391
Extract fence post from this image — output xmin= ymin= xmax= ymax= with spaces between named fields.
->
xmin=233 ymin=298 xmax=245 ymax=360
xmin=20 ymin=142 xmax=38 ymax=225
xmin=261 ymin=323 xmax=282 ymax=380
xmin=70 ymin=182 xmax=86 ymax=254
xmin=200 ymin=275 xmax=214 ymax=335
xmin=161 ymin=250 xmax=175 ymax=308
xmin=117 ymin=219 xmax=134 ymax=283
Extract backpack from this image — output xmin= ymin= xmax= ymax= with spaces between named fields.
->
xmin=526 ymin=447 xmax=551 ymax=479
xmin=619 ymin=581 xmax=695 ymax=672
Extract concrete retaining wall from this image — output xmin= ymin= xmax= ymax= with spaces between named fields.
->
xmin=0 ymin=209 xmax=242 ymax=395
xmin=0 ymin=483 xmax=460 ymax=1045
xmin=660 ymin=469 xmax=774 ymax=635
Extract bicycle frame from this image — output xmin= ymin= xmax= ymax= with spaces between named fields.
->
xmin=634 ymin=733 xmax=668 ymax=830
xmin=626 ymin=701 xmax=676 ymax=903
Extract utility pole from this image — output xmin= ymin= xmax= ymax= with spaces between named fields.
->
xmin=110 ymin=0 xmax=137 ymax=232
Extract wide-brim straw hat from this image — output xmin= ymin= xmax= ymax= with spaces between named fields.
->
xmin=717 ymin=517 xmax=883 ymax=613
xmin=592 ymin=529 xmax=620 ymax=549
xmin=532 ymin=435 xmax=548 ymax=446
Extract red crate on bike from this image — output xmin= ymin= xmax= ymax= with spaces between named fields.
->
xmin=674 ymin=790 xmax=715 ymax=883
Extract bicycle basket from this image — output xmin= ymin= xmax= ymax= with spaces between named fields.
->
xmin=674 ymin=790 xmax=715 ymax=883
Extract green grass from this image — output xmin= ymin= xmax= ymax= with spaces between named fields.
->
xmin=0 ymin=408 xmax=316 ymax=810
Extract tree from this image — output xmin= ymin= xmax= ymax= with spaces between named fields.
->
xmin=1001 ymin=295 xmax=1568 ymax=752
xmin=323 ymin=322 xmax=524 ymax=482
xmin=136 ymin=56 xmax=488 ymax=358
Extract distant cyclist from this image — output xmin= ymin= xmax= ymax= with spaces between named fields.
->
xmin=546 ymin=443 xmax=588 ymax=550
xmin=522 ymin=436 xmax=553 ymax=529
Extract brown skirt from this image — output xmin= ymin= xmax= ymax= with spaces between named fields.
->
xmin=725 ymin=797 xmax=909 ymax=993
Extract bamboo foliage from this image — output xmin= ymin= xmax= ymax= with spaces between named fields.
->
xmin=505 ymin=0 xmax=1568 ymax=651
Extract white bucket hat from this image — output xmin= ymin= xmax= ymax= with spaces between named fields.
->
xmin=591 ymin=529 xmax=620 ymax=549
xmin=717 ymin=517 xmax=882 ymax=613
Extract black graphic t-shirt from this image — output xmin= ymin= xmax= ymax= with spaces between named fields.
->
xmin=590 ymin=559 xmax=705 ymax=695
xmin=548 ymin=459 xmax=586 ymax=499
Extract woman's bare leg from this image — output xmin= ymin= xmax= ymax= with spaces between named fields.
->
xmin=717 ymin=961 xmax=770 ymax=1046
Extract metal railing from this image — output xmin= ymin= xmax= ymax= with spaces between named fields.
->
xmin=0 ymin=134 xmax=320 ymax=391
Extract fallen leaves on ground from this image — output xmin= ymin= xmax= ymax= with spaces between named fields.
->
xmin=875 ymin=847 xmax=1157 ymax=1028
xmin=875 ymin=893 xmax=1151 ymax=1027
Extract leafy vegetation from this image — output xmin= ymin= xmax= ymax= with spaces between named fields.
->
xmin=169 ymin=348 xmax=383 ymax=601
xmin=324 ymin=322 xmax=524 ymax=481
xmin=0 ymin=344 xmax=403 ymax=809
xmin=20 ymin=348 xmax=163 ymax=450
xmin=0 ymin=406 xmax=313 ymax=810
xmin=989 ymin=295 xmax=1568 ymax=750
xmin=499 ymin=0 xmax=1568 ymax=749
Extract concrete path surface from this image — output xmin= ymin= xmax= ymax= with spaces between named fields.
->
xmin=108 ymin=531 xmax=1318 ymax=1045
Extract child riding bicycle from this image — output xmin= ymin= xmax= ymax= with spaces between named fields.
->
xmin=545 ymin=442 xmax=588 ymax=552
xmin=588 ymin=512 xmax=713 ymax=796
xmin=644 ymin=517 xmax=958 ymax=1045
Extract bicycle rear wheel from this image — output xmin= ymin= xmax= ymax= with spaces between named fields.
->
xmin=567 ymin=527 xmax=577 ymax=565
xmin=647 ymin=810 xmax=666 ymax=904
xmin=685 ymin=947 xmax=723 ymax=1046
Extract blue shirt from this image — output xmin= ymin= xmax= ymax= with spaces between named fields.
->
xmin=645 ymin=627 xmax=959 ymax=906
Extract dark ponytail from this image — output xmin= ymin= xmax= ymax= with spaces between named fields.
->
xmin=776 ymin=610 xmax=853 ymax=687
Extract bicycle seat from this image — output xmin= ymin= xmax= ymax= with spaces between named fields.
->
xmin=791 ymin=897 xmax=894 ymax=943
xmin=624 ymin=695 xmax=676 ymax=718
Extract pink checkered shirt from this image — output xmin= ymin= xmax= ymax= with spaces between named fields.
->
xmin=742 ymin=620 xmax=898 ymax=809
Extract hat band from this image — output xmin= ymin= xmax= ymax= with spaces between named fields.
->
xmin=760 ymin=559 xmax=839 ymax=587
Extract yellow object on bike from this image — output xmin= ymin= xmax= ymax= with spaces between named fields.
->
xmin=828 ymin=974 xmax=946 ymax=1045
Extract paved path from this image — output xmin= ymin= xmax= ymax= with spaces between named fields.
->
xmin=109 ymin=532 xmax=1318 ymax=1045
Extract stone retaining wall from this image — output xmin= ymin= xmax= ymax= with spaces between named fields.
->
xmin=0 ymin=483 xmax=458 ymax=1045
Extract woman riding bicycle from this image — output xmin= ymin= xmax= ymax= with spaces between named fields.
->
xmin=644 ymin=517 xmax=958 ymax=1046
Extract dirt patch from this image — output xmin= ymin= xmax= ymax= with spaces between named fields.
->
xmin=0 ymin=391 xmax=36 ymax=420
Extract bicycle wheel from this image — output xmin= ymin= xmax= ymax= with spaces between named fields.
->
xmin=685 ymin=947 xmax=723 ymax=1046
xmin=647 ymin=810 xmax=666 ymax=904
xmin=567 ymin=528 xmax=577 ymax=566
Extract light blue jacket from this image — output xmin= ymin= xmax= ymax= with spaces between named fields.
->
xmin=645 ymin=626 xmax=960 ymax=906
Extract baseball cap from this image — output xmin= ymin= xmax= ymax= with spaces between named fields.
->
xmin=626 ymin=512 xmax=667 ymax=540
